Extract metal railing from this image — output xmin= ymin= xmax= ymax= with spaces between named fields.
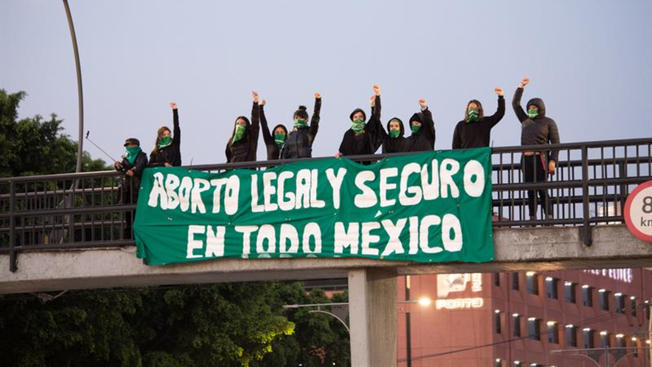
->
xmin=1 ymin=138 xmax=650 ymax=272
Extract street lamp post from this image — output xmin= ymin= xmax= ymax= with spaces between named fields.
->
xmin=62 ymin=0 xmax=84 ymax=173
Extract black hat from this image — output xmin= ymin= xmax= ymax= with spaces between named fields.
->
xmin=123 ymin=138 xmax=140 ymax=146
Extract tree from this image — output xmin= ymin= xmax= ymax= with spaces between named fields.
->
xmin=0 ymin=89 xmax=107 ymax=177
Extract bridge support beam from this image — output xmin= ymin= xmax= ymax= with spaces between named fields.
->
xmin=348 ymin=268 xmax=397 ymax=367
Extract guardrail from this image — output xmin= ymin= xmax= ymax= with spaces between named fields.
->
xmin=1 ymin=138 xmax=650 ymax=272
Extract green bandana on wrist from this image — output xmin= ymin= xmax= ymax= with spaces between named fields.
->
xmin=466 ymin=109 xmax=480 ymax=123
xmin=410 ymin=125 xmax=421 ymax=134
xmin=527 ymin=109 xmax=538 ymax=119
xmin=351 ymin=119 xmax=365 ymax=134
xmin=158 ymin=136 xmax=172 ymax=150
xmin=389 ymin=129 xmax=400 ymax=138
xmin=294 ymin=119 xmax=307 ymax=128
xmin=274 ymin=132 xmax=286 ymax=147
xmin=125 ymin=146 xmax=141 ymax=164
xmin=233 ymin=125 xmax=246 ymax=142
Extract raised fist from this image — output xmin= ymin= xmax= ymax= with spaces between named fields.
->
xmin=372 ymin=84 xmax=381 ymax=96
xmin=418 ymin=98 xmax=427 ymax=109
xmin=519 ymin=77 xmax=530 ymax=88
xmin=169 ymin=101 xmax=178 ymax=110
xmin=495 ymin=88 xmax=504 ymax=96
xmin=252 ymin=91 xmax=259 ymax=103
xmin=314 ymin=92 xmax=321 ymax=99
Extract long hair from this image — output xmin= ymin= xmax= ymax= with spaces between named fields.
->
xmin=464 ymin=100 xmax=484 ymax=120
xmin=226 ymin=116 xmax=251 ymax=150
xmin=151 ymin=126 xmax=171 ymax=155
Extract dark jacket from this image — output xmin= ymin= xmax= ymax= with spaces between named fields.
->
xmin=513 ymin=87 xmax=560 ymax=166
xmin=338 ymin=102 xmax=380 ymax=156
xmin=116 ymin=150 xmax=147 ymax=203
xmin=149 ymin=109 xmax=181 ymax=167
xmin=407 ymin=108 xmax=435 ymax=152
xmin=370 ymin=96 xmax=410 ymax=153
xmin=452 ymin=96 xmax=505 ymax=149
xmin=226 ymin=102 xmax=260 ymax=163
xmin=259 ymin=106 xmax=286 ymax=160
xmin=280 ymin=98 xmax=321 ymax=159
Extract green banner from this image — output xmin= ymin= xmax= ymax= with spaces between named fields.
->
xmin=134 ymin=148 xmax=494 ymax=265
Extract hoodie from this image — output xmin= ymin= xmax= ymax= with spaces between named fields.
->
xmin=512 ymin=87 xmax=560 ymax=165
xmin=259 ymin=105 xmax=287 ymax=160
xmin=338 ymin=96 xmax=381 ymax=156
xmin=407 ymin=107 xmax=436 ymax=152
xmin=225 ymin=101 xmax=260 ymax=163
xmin=452 ymin=96 xmax=505 ymax=149
xmin=280 ymin=97 xmax=322 ymax=159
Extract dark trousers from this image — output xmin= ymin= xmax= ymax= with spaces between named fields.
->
xmin=522 ymin=155 xmax=552 ymax=218
xmin=120 ymin=177 xmax=140 ymax=239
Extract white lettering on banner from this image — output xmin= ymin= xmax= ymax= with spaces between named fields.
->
xmin=435 ymin=298 xmax=484 ymax=310
xmin=187 ymin=225 xmax=226 ymax=259
xmin=325 ymin=167 xmax=347 ymax=210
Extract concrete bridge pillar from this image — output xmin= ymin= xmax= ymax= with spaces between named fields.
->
xmin=348 ymin=268 xmax=397 ymax=367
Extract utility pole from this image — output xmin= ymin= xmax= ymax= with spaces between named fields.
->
xmin=62 ymin=0 xmax=84 ymax=173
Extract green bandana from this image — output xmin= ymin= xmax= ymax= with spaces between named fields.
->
xmin=389 ymin=129 xmax=400 ymax=138
xmin=125 ymin=146 xmax=141 ymax=164
xmin=274 ymin=132 xmax=286 ymax=147
xmin=158 ymin=136 xmax=172 ymax=150
xmin=294 ymin=119 xmax=307 ymax=128
xmin=233 ymin=125 xmax=246 ymax=142
xmin=527 ymin=108 xmax=538 ymax=119
xmin=411 ymin=124 xmax=421 ymax=134
xmin=466 ymin=109 xmax=480 ymax=123
xmin=351 ymin=119 xmax=365 ymax=134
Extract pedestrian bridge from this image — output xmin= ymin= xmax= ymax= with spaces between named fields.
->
xmin=1 ymin=138 xmax=650 ymax=367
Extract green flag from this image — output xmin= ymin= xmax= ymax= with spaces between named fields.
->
xmin=134 ymin=148 xmax=494 ymax=265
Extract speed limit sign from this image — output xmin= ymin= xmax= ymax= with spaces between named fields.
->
xmin=624 ymin=180 xmax=652 ymax=242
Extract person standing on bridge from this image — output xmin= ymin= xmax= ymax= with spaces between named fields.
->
xmin=258 ymin=98 xmax=288 ymax=160
xmin=336 ymin=85 xmax=381 ymax=158
xmin=226 ymin=91 xmax=260 ymax=163
xmin=114 ymin=138 xmax=147 ymax=238
xmin=279 ymin=93 xmax=322 ymax=159
xmin=369 ymin=85 xmax=410 ymax=154
xmin=513 ymin=77 xmax=560 ymax=220
xmin=407 ymin=98 xmax=436 ymax=152
xmin=149 ymin=102 xmax=182 ymax=167
xmin=452 ymin=88 xmax=505 ymax=149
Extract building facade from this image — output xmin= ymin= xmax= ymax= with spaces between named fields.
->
xmin=397 ymin=268 xmax=652 ymax=367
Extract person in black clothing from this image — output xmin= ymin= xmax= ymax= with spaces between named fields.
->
xmin=259 ymin=99 xmax=287 ymax=160
xmin=407 ymin=98 xmax=436 ymax=152
xmin=226 ymin=91 xmax=260 ymax=163
xmin=513 ymin=77 xmax=561 ymax=219
xmin=336 ymin=85 xmax=381 ymax=158
xmin=280 ymin=92 xmax=322 ymax=159
xmin=149 ymin=102 xmax=181 ymax=167
xmin=114 ymin=138 xmax=148 ymax=238
xmin=369 ymin=85 xmax=410 ymax=154
xmin=452 ymin=88 xmax=505 ymax=149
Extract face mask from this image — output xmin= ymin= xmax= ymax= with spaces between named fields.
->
xmin=351 ymin=119 xmax=365 ymax=134
xmin=527 ymin=108 xmax=538 ymax=119
xmin=125 ymin=146 xmax=141 ymax=164
xmin=274 ymin=132 xmax=286 ymax=146
xmin=158 ymin=136 xmax=172 ymax=149
xmin=466 ymin=109 xmax=480 ymax=122
xmin=389 ymin=129 xmax=400 ymax=138
xmin=233 ymin=124 xmax=246 ymax=142
xmin=411 ymin=124 xmax=421 ymax=134
xmin=294 ymin=119 xmax=307 ymax=128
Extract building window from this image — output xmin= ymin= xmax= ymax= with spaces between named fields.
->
xmin=545 ymin=277 xmax=558 ymax=299
xmin=495 ymin=358 xmax=503 ymax=367
xmin=547 ymin=321 xmax=559 ymax=344
xmin=494 ymin=273 xmax=500 ymax=287
xmin=631 ymin=297 xmax=637 ymax=316
xmin=646 ymin=301 xmax=650 ymax=319
xmin=495 ymin=310 xmax=502 ymax=334
xmin=631 ymin=337 xmax=639 ymax=357
xmin=564 ymin=282 xmax=576 ymax=303
xmin=583 ymin=328 xmax=595 ymax=348
xmin=513 ymin=314 xmax=521 ymax=337
xmin=513 ymin=361 xmax=522 ymax=367
xmin=582 ymin=285 xmax=593 ymax=307
xmin=600 ymin=331 xmax=610 ymax=348
xmin=526 ymin=273 xmax=539 ymax=295
xmin=528 ymin=318 xmax=540 ymax=340
xmin=616 ymin=334 xmax=626 ymax=348
xmin=565 ymin=325 xmax=577 ymax=347
xmin=615 ymin=293 xmax=625 ymax=314
xmin=512 ymin=272 xmax=519 ymax=290
xmin=599 ymin=289 xmax=610 ymax=311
